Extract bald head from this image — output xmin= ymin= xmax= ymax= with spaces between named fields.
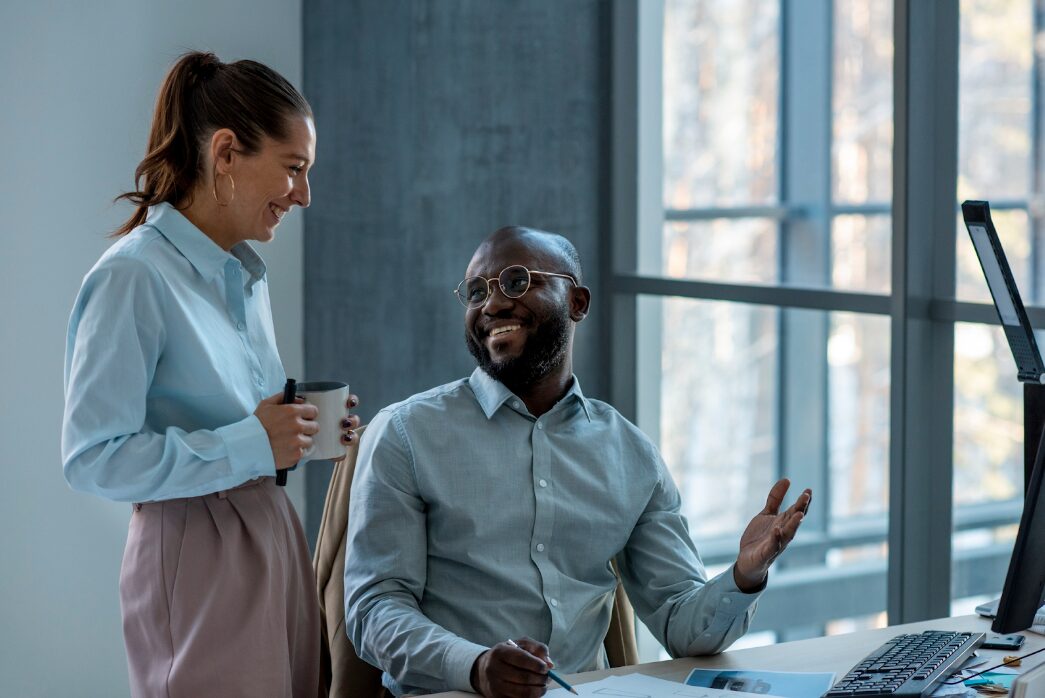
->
xmin=471 ymin=226 xmax=583 ymax=285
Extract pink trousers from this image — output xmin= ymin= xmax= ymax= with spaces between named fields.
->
xmin=120 ymin=477 xmax=320 ymax=697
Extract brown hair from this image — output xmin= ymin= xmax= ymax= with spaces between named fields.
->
xmin=113 ymin=51 xmax=312 ymax=236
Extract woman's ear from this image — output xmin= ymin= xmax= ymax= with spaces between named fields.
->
xmin=210 ymin=128 xmax=238 ymax=175
xmin=569 ymin=285 xmax=592 ymax=322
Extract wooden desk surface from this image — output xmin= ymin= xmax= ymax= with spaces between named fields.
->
xmin=431 ymin=615 xmax=1045 ymax=696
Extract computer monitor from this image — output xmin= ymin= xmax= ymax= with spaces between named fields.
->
xmin=961 ymin=200 xmax=1045 ymax=633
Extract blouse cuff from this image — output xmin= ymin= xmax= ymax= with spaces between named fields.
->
xmin=217 ymin=414 xmax=276 ymax=479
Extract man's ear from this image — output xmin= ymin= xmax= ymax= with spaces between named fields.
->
xmin=569 ymin=285 xmax=591 ymax=322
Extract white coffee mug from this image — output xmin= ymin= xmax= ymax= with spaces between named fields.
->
xmin=296 ymin=381 xmax=351 ymax=461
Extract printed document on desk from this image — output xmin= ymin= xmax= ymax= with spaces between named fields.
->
xmin=684 ymin=668 xmax=835 ymax=698
xmin=549 ymin=672 xmax=782 ymax=698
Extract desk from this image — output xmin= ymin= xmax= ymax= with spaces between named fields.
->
xmin=432 ymin=615 xmax=1045 ymax=696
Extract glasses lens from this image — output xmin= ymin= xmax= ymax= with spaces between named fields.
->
xmin=459 ymin=277 xmax=489 ymax=306
xmin=500 ymin=266 xmax=531 ymax=298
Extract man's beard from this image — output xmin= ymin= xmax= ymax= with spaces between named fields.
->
xmin=466 ymin=307 xmax=571 ymax=393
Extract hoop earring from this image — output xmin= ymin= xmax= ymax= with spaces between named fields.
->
xmin=212 ymin=172 xmax=235 ymax=206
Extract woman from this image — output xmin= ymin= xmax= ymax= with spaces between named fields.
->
xmin=61 ymin=51 xmax=359 ymax=697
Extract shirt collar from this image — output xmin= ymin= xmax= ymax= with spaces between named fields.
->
xmin=230 ymin=242 xmax=267 ymax=289
xmin=146 ymin=202 xmax=267 ymax=288
xmin=467 ymin=366 xmax=593 ymax=422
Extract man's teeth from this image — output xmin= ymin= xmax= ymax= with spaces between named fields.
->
xmin=269 ymin=204 xmax=285 ymax=220
xmin=490 ymin=325 xmax=520 ymax=337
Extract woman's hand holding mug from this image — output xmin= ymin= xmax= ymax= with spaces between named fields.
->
xmin=255 ymin=393 xmax=320 ymax=470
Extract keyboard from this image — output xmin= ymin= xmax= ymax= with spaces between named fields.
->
xmin=822 ymin=630 xmax=985 ymax=697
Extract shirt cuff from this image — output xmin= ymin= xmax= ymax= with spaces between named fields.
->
xmin=217 ymin=414 xmax=276 ymax=478
xmin=712 ymin=566 xmax=764 ymax=614
xmin=442 ymin=638 xmax=491 ymax=693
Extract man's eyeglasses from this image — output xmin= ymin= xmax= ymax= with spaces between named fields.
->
xmin=453 ymin=264 xmax=578 ymax=308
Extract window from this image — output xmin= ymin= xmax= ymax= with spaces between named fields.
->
xmin=613 ymin=0 xmax=1042 ymax=657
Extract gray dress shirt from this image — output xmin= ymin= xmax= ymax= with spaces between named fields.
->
xmin=344 ymin=368 xmax=760 ymax=695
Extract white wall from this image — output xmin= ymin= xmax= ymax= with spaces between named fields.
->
xmin=0 ymin=2 xmax=304 ymax=694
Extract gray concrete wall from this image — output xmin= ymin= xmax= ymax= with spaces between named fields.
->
xmin=0 ymin=2 xmax=304 ymax=694
xmin=302 ymin=0 xmax=613 ymax=538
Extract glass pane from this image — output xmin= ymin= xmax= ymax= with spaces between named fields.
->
xmin=832 ymin=0 xmax=893 ymax=205
xmin=951 ymin=322 xmax=1024 ymax=612
xmin=832 ymin=215 xmax=891 ymax=293
xmin=958 ymin=0 xmax=1033 ymax=201
xmin=956 ymin=209 xmax=1030 ymax=303
xmin=824 ymin=312 xmax=890 ymax=638
xmin=662 ymin=0 xmax=779 ymax=209
xmin=653 ymin=218 xmax=779 ymax=283
xmin=829 ymin=312 xmax=891 ymax=521
xmin=953 ymin=323 xmax=1024 ymax=503
xmin=656 ymin=297 xmax=778 ymax=540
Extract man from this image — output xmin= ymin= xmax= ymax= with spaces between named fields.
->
xmin=345 ymin=227 xmax=812 ymax=697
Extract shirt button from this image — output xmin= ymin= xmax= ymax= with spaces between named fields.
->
xmin=536 ymin=422 xmax=544 ymax=430
xmin=722 ymin=597 xmax=733 ymax=606
xmin=237 ymin=321 xmax=246 ymax=331
xmin=536 ymin=543 xmax=545 ymax=552
xmin=513 ymin=401 xmax=521 ymax=409
xmin=538 ymin=479 xmax=548 ymax=488
xmin=550 ymin=598 xmax=559 ymax=608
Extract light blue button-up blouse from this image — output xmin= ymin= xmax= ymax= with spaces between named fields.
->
xmin=62 ymin=203 xmax=285 ymax=502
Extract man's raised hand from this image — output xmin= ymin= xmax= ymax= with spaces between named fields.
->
xmin=733 ymin=478 xmax=812 ymax=592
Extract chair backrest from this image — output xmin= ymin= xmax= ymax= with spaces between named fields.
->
xmin=312 ymin=428 xmax=385 ymax=698
xmin=605 ymin=559 xmax=640 ymax=668
xmin=313 ymin=427 xmax=638 ymax=697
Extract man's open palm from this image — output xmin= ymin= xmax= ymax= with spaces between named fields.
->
xmin=734 ymin=478 xmax=812 ymax=592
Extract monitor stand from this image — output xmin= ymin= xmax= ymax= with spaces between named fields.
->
xmin=1025 ymin=383 xmax=1045 ymax=492
xmin=974 ymin=383 xmax=1045 ymax=629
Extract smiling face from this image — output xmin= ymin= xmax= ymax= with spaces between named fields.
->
xmin=463 ymin=229 xmax=590 ymax=392
xmin=218 ymin=114 xmax=316 ymax=246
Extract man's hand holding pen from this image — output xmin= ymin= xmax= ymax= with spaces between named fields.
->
xmin=471 ymin=637 xmax=555 ymax=698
